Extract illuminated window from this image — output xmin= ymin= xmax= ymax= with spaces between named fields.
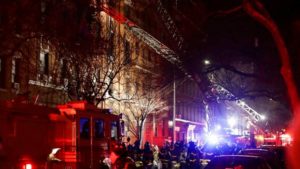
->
xmin=80 ymin=118 xmax=90 ymax=139
xmin=111 ymin=121 xmax=118 ymax=140
xmin=95 ymin=119 xmax=104 ymax=139
xmin=12 ymin=57 xmax=21 ymax=83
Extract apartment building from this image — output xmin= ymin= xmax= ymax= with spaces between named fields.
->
xmin=108 ymin=0 xmax=208 ymax=145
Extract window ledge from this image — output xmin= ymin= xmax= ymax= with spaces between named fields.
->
xmin=28 ymin=80 xmax=64 ymax=90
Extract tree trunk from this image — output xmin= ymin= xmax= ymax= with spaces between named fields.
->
xmin=243 ymin=1 xmax=300 ymax=168
xmin=137 ymin=122 xmax=141 ymax=140
xmin=243 ymin=0 xmax=299 ymax=112
xmin=139 ymin=119 xmax=145 ymax=148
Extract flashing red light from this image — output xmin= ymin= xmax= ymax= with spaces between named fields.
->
xmin=23 ymin=163 xmax=32 ymax=169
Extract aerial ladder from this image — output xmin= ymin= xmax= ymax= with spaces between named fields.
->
xmin=211 ymin=84 xmax=265 ymax=134
xmin=156 ymin=0 xmax=184 ymax=51
xmin=99 ymin=5 xmax=189 ymax=76
xmin=99 ymin=4 xmax=263 ymax=132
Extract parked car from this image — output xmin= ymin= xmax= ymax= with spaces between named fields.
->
xmin=259 ymin=145 xmax=287 ymax=169
xmin=204 ymin=155 xmax=271 ymax=169
xmin=239 ymin=149 xmax=282 ymax=169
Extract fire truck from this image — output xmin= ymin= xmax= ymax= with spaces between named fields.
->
xmin=0 ymin=100 xmax=122 ymax=169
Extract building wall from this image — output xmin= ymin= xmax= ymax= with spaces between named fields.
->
xmin=0 ymin=38 xmax=67 ymax=106
xmin=0 ymin=0 xmax=207 ymax=146
xmin=102 ymin=1 xmax=207 ymax=145
xmin=98 ymin=7 xmax=170 ymax=145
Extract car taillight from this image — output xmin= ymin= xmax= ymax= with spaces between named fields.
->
xmin=23 ymin=163 xmax=32 ymax=169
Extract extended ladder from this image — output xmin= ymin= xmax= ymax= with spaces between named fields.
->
xmin=211 ymin=84 xmax=264 ymax=123
xmin=156 ymin=0 xmax=184 ymax=51
xmin=100 ymin=5 xmax=189 ymax=75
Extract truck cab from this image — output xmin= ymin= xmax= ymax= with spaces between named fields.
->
xmin=0 ymin=100 xmax=122 ymax=169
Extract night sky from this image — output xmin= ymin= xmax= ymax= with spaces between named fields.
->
xmin=164 ymin=0 xmax=300 ymax=128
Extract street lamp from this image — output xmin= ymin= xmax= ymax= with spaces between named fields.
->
xmin=260 ymin=115 xmax=266 ymax=121
xmin=204 ymin=59 xmax=211 ymax=65
xmin=168 ymin=120 xmax=174 ymax=128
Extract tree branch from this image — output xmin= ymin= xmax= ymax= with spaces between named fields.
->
xmin=203 ymin=64 xmax=259 ymax=78
xmin=243 ymin=0 xmax=299 ymax=111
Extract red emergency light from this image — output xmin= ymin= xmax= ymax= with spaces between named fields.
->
xmin=23 ymin=163 xmax=32 ymax=169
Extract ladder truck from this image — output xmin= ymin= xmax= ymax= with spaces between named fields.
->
xmin=99 ymin=2 xmax=266 ymax=139
xmin=210 ymin=84 xmax=266 ymax=134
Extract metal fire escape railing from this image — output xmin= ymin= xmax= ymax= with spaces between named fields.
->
xmin=156 ymin=0 xmax=184 ymax=51
xmin=211 ymin=84 xmax=264 ymax=123
xmin=99 ymin=5 xmax=190 ymax=77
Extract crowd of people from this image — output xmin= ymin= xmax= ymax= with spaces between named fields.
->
xmin=100 ymin=137 xmax=249 ymax=169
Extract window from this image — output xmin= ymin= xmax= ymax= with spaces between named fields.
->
xmin=39 ymin=51 xmax=49 ymax=75
xmin=60 ymin=59 xmax=67 ymax=79
xmin=12 ymin=58 xmax=21 ymax=83
xmin=80 ymin=118 xmax=90 ymax=139
xmin=95 ymin=119 xmax=104 ymax=139
xmin=124 ymin=40 xmax=131 ymax=63
xmin=111 ymin=121 xmax=118 ymax=140
xmin=0 ymin=57 xmax=6 ymax=88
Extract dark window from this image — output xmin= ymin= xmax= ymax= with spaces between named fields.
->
xmin=111 ymin=121 xmax=118 ymax=140
xmin=0 ymin=57 xmax=6 ymax=88
xmin=124 ymin=40 xmax=131 ymax=64
xmin=80 ymin=118 xmax=90 ymax=139
xmin=95 ymin=119 xmax=104 ymax=139
xmin=60 ymin=59 xmax=68 ymax=83
xmin=44 ymin=53 xmax=49 ymax=75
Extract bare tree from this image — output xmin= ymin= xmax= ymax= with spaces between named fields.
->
xmin=240 ymin=1 xmax=300 ymax=168
xmin=57 ymin=50 xmax=131 ymax=107
xmin=0 ymin=0 xmax=134 ymax=106
xmin=123 ymin=78 xmax=169 ymax=144
xmin=241 ymin=0 xmax=299 ymax=111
